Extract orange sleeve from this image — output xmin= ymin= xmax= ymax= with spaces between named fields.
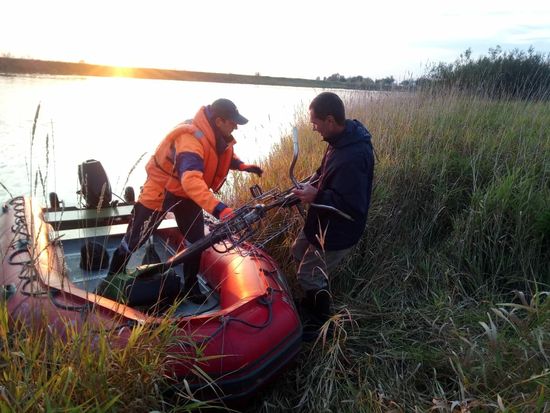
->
xmin=181 ymin=171 xmax=222 ymax=214
xmin=173 ymin=134 xmax=222 ymax=214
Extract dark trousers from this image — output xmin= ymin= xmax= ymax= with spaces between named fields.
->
xmin=162 ymin=191 xmax=205 ymax=244
xmin=121 ymin=203 xmax=165 ymax=253
xmin=111 ymin=192 xmax=204 ymax=286
xmin=162 ymin=192 xmax=204 ymax=288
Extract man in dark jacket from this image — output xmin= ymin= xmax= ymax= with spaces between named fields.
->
xmin=291 ymin=92 xmax=374 ymax=340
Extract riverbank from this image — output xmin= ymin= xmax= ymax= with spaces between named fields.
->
xmin=236 ymin=90 xmax=550 ymax=412
xmin=0 ymin=57 xmax=349 ymax=89
xmin=1 ymin=87 xmax=549 ymax=412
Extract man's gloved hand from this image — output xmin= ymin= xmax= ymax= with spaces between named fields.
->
xmin=219 ymin=207 xmax=234 ymax=221
xmin=239 ymin=163 xmax=263 ymax=177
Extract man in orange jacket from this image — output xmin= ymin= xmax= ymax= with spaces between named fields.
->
xmin=103 ymin=98 xmax=263 ymax=303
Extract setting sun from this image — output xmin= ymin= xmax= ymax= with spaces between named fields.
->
xmin=111 ymin=66 xmax=135 ymax=77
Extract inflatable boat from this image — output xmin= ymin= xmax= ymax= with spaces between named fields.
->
xmin=0 ymin=160 xmax=302 ymax=401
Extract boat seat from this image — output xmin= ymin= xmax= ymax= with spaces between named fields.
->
xmin=53 ymin=218 xmax=178 ymax=241
xmin=44 ymin=204 xmax=135 ymax=231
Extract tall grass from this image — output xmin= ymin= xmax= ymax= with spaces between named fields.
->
xmin=3 ymin=87 xmax=549 ymax=411
xmin=0 ymin=306 xmax=207 ymax=412
xmin=0 ymin=106 xmax=209 ymax=412
xmin=236 ymin=88 xmax=550 ymax=411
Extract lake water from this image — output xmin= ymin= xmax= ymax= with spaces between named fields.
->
xmin=0 ymin=74 xmax=326 ymax=206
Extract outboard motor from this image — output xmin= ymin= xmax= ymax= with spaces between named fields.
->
xmin=78 ymin=159 xmax=112 ymax=208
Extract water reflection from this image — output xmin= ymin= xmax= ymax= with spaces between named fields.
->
xmin=0 ymin=75 xmax=321 ymax=205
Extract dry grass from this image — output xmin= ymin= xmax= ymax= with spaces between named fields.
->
xmin=236 ymin=89 xmax=550 ymax=412
xmin=0 ymin=305 xmax=208 ymax=412
xmin=0 ymin=106 xmax=210 ymax=412
xmin=2 ymin=86 xmax=549 ymax=411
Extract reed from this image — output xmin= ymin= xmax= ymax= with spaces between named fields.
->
xmin=0 ymin=304 xmax=207 ymax=412
xmin=233 ymin=88 xmax=550 ymax=412
xmin=0 ymin=107 xmax=213 ymax=412
xmin=3 ymin=84 xmax=549 ymax=411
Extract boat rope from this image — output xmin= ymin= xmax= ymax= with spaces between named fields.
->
xmin=49 ymin=287 xmax=90 ymax=314
xmin=19 ymin=279 xmax=48 ymax=297
xmin=199 ymin=287 xmax=277 ymax=345
xmin=8 ymin=197 xmax=32 ymax=266
xmin=6 ymin=197 xmax=49 ymax=297
xmin=9 ymin=196 xmax=30 ymax=237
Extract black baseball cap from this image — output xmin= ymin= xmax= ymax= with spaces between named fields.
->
xmin=210 ymin=98 xmax=248 ymax=125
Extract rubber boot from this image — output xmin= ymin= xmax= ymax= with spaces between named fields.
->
xmin=299 ymin=291 xmax=316 ymax=323
xmin=180 ymin=256 xmax=207 ymax=305
xmin=108 ymin=248 xmax=131 ymax=275
xmin=302 ymin=289 xmax=332 ymax=342
xmin=141 ymin=242 xmax=161 ymax=265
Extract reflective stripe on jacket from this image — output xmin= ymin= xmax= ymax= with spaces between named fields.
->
xmin=137 ymin=121 xmax=197 ymax=210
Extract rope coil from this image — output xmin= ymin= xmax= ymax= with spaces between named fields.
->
xmin=5 ymin=197 xmax=48 ymax=296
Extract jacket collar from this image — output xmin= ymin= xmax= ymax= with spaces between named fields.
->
xmin=324 ymin=119 xmax=369 ymax=148
xmin=324 ymin=119 xmax=351 ymax=147
xmin=194 ymin=106 xmax=236 ymax=154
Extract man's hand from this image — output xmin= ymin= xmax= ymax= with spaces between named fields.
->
xmin=239 ymin=163 xmax=263 ymax=177
xmin=291 ymin=183 xmax=318 ymax=204
xmin=219 ymin=207 xmax=234 ymax=221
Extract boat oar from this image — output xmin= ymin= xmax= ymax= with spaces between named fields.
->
xmin=130 ymin=204 xmax=268 ymax=279
xmin=97 ymin=230 xmax=223 ymax=300
xmin=132 ymin=232 xmax=218 ymax=278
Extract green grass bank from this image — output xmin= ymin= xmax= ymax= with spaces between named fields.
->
xmin=1 ymin=88 xmax=549 ymax=412
xmin=233 ymin=89 xmax=550 ymax=412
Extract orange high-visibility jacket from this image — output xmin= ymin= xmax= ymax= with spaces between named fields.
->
xmin=137 ymin=106 xmax=242 ymax=213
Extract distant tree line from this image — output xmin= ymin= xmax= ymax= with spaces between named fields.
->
xmin=317 ymin=73 xmax=397 ymax=91
xmin=321 ymin=46 xmax=550 ymax=100
xmin=3 ymin=47 xmax=550 ymax=98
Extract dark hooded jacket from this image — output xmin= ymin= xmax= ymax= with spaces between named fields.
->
xmin=303 ymin=119 xmax=374 ymax=250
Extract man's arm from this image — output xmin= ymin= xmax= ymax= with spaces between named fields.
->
xmin=230 ymin=152 xmax=263 ymax=177
xmin=174 ymin=135 xmax=232 ymax=218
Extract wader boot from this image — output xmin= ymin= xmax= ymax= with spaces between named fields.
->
xmin=141 ymin=242 xmax=161 ymax=265
xmin=107 ymin=248 xmax=131 ymax=275
xmin=179 ymin=255 xmax=207 ymax=305
xmin=301 ymin=289 xmax=332 ymax=342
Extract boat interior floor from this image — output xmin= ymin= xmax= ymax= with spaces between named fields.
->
xmin=59 ymin=234 xmax=220 ymax=317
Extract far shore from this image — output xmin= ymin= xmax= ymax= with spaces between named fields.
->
xmin=0 ymin=57 xmax=355 ymax=90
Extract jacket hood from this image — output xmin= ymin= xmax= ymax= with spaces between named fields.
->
xmin=325 ymin=119 xmax=371 ymax=148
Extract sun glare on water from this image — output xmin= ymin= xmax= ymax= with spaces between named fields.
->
xmin=111 ymin=66 xmax=135 ymax=77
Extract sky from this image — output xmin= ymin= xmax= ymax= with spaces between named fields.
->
xmin=1 ymin=0 xmax=550 ymax=81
